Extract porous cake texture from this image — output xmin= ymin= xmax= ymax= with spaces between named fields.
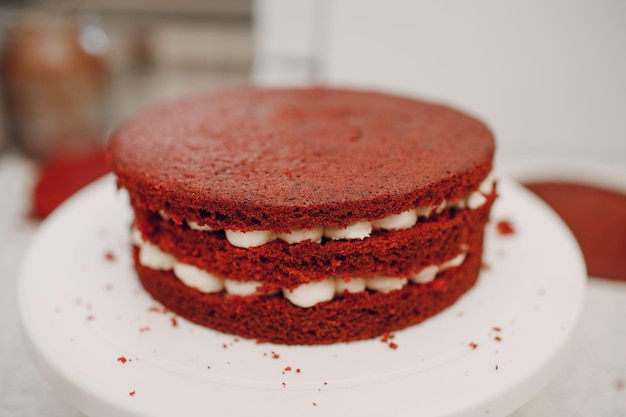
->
xmin=108 ymin=87 xmax=496 ymax=345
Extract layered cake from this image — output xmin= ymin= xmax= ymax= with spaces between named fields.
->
xmin=107 ymin=87 xmax=496 ymax=345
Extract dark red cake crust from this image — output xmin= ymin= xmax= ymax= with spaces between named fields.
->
xmin=108 ymin=87 xmax=494 ymax=232
xmin=133 ymin=193 xmax=495 ymax=291
xmin=133 ymin=234 xmax=484 ymax=345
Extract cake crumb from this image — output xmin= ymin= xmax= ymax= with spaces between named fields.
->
xmin=149 ymin=306 xmax=170 ymax=314
xmin=381 ymin=332 xmax=398 ymax=349
xmin=281 ymin=382 xmax=286 ymax=388
xmin=271 ymin=351 xmax=280 ymax=359
xmin=492 ymin=326 xmax=501 ymax=332
xmin=494 ymin=336 xmax=502 ymax=342
xmin=104 ymin=250 xmax=116 ymax=261
xmin=170 ymin=317 xmax=178 ymax=327
xmin=496 ymin=220 xmax=515 ymax=235
xmin=86 ymin=315 xmax=94 ymax=321
xmin=495 ymin=365 xmax=499 ymax=370
xmin=615 ymin=379 xmax=625 ymax=391
xmin=117 ymin=356 xmax=128 ymax=364
xmin=139 ymin=326 xmax=150 ymax=333
xmin=129 ymin=390 xmax=136 ymax=397
xmin=469 ymin=342 xmax=478 ymax=350
xmin=312 ymin=402 xmax=317 ymax=406
xmin=380 ymin=331 xmax=394 ymax=342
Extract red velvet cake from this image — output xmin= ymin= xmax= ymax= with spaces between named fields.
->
xmin=107 ymin=87 xmax=496 ymax=345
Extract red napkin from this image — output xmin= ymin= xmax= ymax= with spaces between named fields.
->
xmin=32 ymin=149 xmax=111 ymax=218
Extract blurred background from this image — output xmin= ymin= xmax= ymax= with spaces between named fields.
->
xmin=0 ymin=1 xmax=625 ymax=416
xmin=1 ymin=0 xmax=624 ymax=165
xmin=0 ymin=0 xmax=252 ymax=159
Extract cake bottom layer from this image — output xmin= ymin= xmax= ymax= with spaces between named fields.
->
xmin=133 ymin=237 xmax=484 ymax=345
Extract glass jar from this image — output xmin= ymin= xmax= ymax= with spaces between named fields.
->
xmin=1 ymin=12 xmax=108 ymax=159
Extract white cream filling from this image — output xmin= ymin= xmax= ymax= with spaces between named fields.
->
xmin=277 ymin=226 xmax=324 ymax=244
xmin=131 ymin=227 xmax=144 ymax=246
xmin=371 ymin=209 xmax=418 ymax=231
xmin=440 ymin=252 xmax=466 ymax=270
xmin=323 ymin=220 xmax=373 ymax=240
xmin=414 ymin=205 xmax=434 ymax=218
xmin=479 ymin=172 xmax=496 ymax=195
xmin=225 ymin=229 xmax=277 ymax=248
xmin=410 ymin=265 xmax=439 ymax=284
xmin=282 ymin=279 xmax=336 ymax=308
xmin=435 ymin=200 xmax=447 ymax=214
xmin=224 ymin=279 xmax=263 ymax=296
xmin=156 ymin=175 xmax=496 ymax=248
xmin=174 ymin=263 xmax=224 ymax=293
xmin=139 ymin=241 xmax=177 ymax=270
xmin=132 ymin=228 xmax=469 ymax=308
xmin=466 ymin=191 xmax=488 ymax=209
xmin=365 ymin=276 xmax=409 ymax=293
xmin=335 ymin=277 xmax=366 ymax=294
xmin=187 ymin=220 xmax=214 ymax=231
xmin=158 ymin=210 xmax=170 ymax=221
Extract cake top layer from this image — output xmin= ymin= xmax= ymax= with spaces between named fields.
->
xmin=108 ymin=87 xmax=495 ymax=231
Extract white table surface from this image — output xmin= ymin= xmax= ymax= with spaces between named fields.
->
xmin=1 ymin=152 xmax=625 ymax=417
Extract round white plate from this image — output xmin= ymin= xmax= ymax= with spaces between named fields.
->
xmin=18 ymin=175 xmax=586 ymax=417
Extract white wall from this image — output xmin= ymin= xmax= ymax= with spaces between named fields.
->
xmin=254 ymin=0 xmax=626 ymax=166
xmin=253 ymin=0 xmax=324 ymax=84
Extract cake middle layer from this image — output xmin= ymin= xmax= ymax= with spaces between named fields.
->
xmin=131 ymin=188 xmax=495 ymax=294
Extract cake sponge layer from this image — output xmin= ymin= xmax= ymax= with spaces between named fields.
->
xmin=132 ymin=194 xmax=494 ymax=290
xmin=109 ymin=87 xmax=495 ymax=232
xmin=134 ymin=234 xmax=484 ymax=345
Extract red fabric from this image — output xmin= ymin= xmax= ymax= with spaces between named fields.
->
xmin=32 ymin=149 xmax=110 ymax=218
xmin=525 ymin=181 xmax=626 ymax=281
